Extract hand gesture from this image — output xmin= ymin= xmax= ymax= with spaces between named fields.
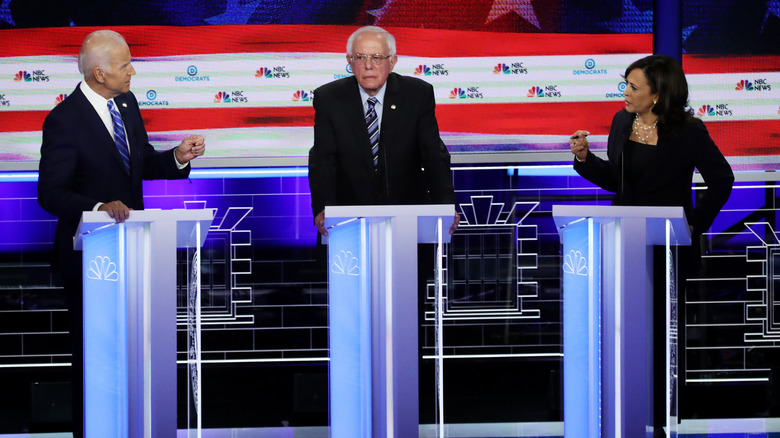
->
xmin=569 ymin=130 xmax=590 ymax=162
xmin=174 ymin=135 xmax=206 ymax=163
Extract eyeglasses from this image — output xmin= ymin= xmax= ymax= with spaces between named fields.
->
xmin=350 ymin=53 xmax=392 ymax=65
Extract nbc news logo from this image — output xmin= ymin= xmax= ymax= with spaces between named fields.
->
xmin=414 ymin=64 xmax=449 ymax=77
xmin=256 ymin=66 xmax=290 ymax=79
xmin=449 ymin=87 xmax=483 ymax=99
xmin=493 ymin=62 xmax=527 ymax=74
xmin=292 ymin=90 xmax=313 ymax=102
xmin=214 ymin=91 xmax=248 ymax=103
xmin=528 ymin=85 xmax=562 ymax=98
xmin=697 ymin=104 xmax=732 ymax=117
xmin=736 ymin=79 xmax=772 ymax=91
xmin=13 ymin=70 xmax=49 ymax=82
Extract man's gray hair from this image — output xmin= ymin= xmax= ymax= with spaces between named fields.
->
xmin=77 ymin=30 xmax=127 ymax=78
xmin=346 ymin=26 xmax=396 ymax=57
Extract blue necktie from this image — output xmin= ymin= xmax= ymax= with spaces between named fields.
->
xmin=365 ymin=97 xmax=379 ymax=170
xmin=107 ymin=100 xmax=130 ymax=173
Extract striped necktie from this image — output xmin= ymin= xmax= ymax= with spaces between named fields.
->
xmin=107 ymin=100 xmax=130 ymax=173
xmin=365 ymin=97 xmax=379 ymax=170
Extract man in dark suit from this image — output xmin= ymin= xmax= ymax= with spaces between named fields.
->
xmin=308 ymin=26 xmax=458 ymax=235
xmin=37 ymin=29 xmax=205 ymax=438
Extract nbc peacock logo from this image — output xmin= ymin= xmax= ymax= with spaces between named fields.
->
xmin=449 ymin=88 xmax=466 ymax=99
xmin=414 ymin=65 xmax=431 ymax=76
xmin=735 ymin=80 xmax=754 ymax=91
xmin=697 ymin=105 xmax=715 ymax=116
xmin=14 ymin=70 xmax=48 ymax=82
xmin=415 ymin=64 xmax=448 ymax=76
xmin=292 ymin=90 xmax=311 ymax=102
xmin=493 ymin=62 xmax=527 ymax=74
xmin=214 ymin=91 xmax=230 ymax=103
xmin=736 ymin=78 xmax=771 ymax=91
xmin=255 ymin=67 xmax=272 ymax=79
xmin=87 ymin=256 xmax=119 ymax=282
xmin=527 ymin=86 xmax=544 ymax=97
xmin=14 ymin=71 xmax=31 ymax=82
xmin=256 ymin=66 xmax=290 ymax=79
xmin=493 ymin=63 xmax=510 ymax=74
xmin=55 ymin=94 xmax=68 ymax=105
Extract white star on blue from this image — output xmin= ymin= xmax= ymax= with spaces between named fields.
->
xmin=0 ymin=0 xmax=15 ymax=26
xmin=206 ymin=0 xmax=261 ymax=25
xmin=763 ymin=0 xmax=780 ymax=32
xmin=681 ymin=25 xmax=697 ymax=53
xmin=367 ymin=0 xmax=396 ymax=22
xmin=602 ymin=0 xmax=653 ymax=33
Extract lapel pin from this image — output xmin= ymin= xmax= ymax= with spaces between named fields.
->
xmin=122 ymin=103 xmax=127 ymax=108
xmin=390 ymin=104 xmax=396 ymax=110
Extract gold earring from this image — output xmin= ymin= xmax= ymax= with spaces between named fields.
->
xmin=653 ymin=99 xmax=657 ymax=105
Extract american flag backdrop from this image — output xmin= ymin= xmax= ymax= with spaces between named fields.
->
xmin=0 ymin=0 xmax=777 ymax=169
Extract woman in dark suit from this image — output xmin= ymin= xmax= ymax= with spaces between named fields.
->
xmin=569 ymin=54 xmax=734 ymax=435
xmin=570 ymin=54 xmax=733 ymax=236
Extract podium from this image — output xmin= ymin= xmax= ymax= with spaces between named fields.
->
xmin=323 ymin=204 xmax=455 ymax=438
xmin=552 ymin=205 xmax=691 ymax=438
xmin=75 ymin=209 xmax=215 ymax=438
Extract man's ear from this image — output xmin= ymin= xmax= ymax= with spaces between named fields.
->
xmin=93 ymin=66 xmax=104 ymax=84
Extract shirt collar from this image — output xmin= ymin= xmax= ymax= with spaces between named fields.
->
xmin=358 ymin=82 xmax=387 ymax=106
xmin=79 ymin=80 xmax=119 ymax=112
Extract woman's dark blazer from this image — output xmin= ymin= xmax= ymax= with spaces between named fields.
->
xmin=574 ymin=109 xmax=734 ymax=235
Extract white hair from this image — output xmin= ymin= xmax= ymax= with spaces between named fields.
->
xmin=77 ymin=30 xmax=127 ymax=78
xmin=346 ymin=26 xmax=396 ymax=57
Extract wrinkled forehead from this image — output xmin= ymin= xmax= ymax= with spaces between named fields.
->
xmin=353 ymin=32 xmax=389 ymax=54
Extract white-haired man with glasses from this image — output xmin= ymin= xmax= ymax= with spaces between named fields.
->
xmin=308 ymin=25 xmax=458 ymax=237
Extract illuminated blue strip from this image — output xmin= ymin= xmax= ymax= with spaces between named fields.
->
xmin=0 ymin=168 xmax=309 ymax=182
xmin=0 ymin=172 xmax=39 ymax=182
xmin=503 ymin=165 xmax=579 ymax=177
xmin=189 ymin=167 xmax=308 ymax=179
xmin=562 ymin=218 xmax=601 ymax=438
xmin=0 ymin=167 xmax=767 ymax=181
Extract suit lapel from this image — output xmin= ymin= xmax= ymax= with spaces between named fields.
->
xmin=380 ymin=73 xmax=401 ymax=161
xmin=71 ymin=86 xmax=128 ymax=174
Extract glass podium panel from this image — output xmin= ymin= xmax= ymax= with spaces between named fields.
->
xmin=186 ymin=222 xmax=203 ymax=438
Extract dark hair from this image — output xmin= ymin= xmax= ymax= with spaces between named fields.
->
xmin=623 ymin=55 xmax=697 ymax=137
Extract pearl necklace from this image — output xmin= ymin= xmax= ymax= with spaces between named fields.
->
xmin=633 ymin=114 xmax=658 ymax=144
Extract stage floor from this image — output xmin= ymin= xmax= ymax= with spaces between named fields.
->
xmin=2 ymin=419 xmax=779 ymax=438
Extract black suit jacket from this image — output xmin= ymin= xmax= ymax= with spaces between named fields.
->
xmin=38 ymin=84 xmax=190 ymax=272
xmin=574 ymin=109 xmax=734 ymax=235
xmin=308 ymin=72 xmax=455 ymax=217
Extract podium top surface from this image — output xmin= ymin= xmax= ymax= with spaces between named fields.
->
xmin=324 ymin=204 xmax=455 ymax=244
xmin=552 ymin=204 xmax=691 ymax=245
xmin=325 ymin=204 xmax=455 ymax=220
xmin=74 ymin=209 xmax=216 ymax=250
